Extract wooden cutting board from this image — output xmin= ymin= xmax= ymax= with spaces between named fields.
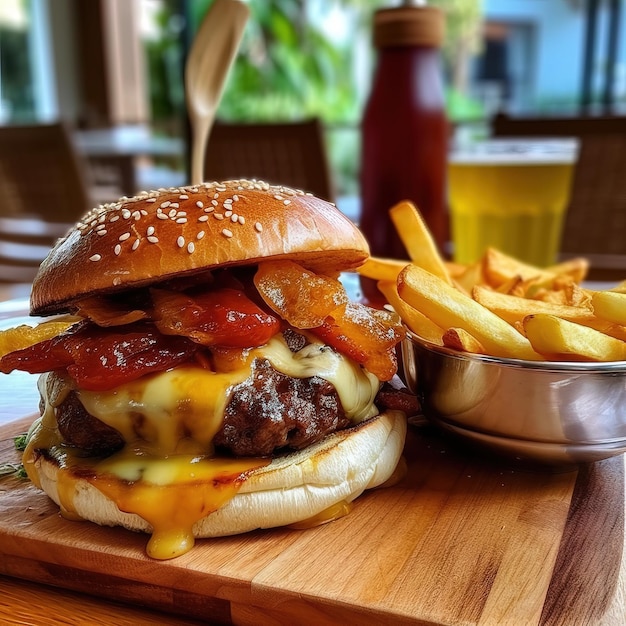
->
xmin=0 ymin=414 xmax=624 ymax=625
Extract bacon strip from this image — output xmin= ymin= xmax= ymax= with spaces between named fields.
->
xmin=0 ymin=322 xmax=199 ymax=391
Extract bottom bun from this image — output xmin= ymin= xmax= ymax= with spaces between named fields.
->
xmin=33 ymin=410 xmax=406 ymax=542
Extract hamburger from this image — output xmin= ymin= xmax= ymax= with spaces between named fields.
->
xmin=0 ymin=179 xmax=412 ymax=560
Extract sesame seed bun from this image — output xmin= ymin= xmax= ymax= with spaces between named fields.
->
xmin=31 ymin=179 xmax=369 ymax=315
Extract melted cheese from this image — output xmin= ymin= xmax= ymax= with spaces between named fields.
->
xmin=79 ymin=365 xmax=251 ymax=455
xmin=94 ymin=451 xmax=269 ymax=559
xmin=26 ymin=435 xmax=269 ymax=559
xmin=75 ymin=334 xmax=380 ymax=458
xmin=26 ymin=334 xmax=382 ymax=559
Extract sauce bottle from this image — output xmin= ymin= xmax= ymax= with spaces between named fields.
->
xmin=360 ymin=1 xmax=448 ymax=271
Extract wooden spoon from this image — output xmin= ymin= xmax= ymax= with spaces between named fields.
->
xmin=185 ymin=0 xmax=250 ymax=185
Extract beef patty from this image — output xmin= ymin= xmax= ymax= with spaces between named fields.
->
xmin=214 ymin=359 xmax=349 ymax=456
xmin=52 ymin=358 xmax=351 ymax=457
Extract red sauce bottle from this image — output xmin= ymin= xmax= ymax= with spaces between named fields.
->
xmin=360 ymin=3 xmax=448 ymax=270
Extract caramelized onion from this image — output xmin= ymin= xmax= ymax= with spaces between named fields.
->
xmin=254 ymin=260 xmax=348 ymax=328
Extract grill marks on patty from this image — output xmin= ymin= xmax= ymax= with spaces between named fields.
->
xmin=213 ymin=359 xmax=349 ymax=457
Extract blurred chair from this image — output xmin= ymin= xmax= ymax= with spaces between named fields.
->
xmin=491 ymin=112 xmax=626 ymax=138
xmin=0 ymin=216 xmax=71 ymax=283
xmin=86 ymin=155 xmax=137 ymax=204
xmin=0 ymin=122 xmax=92 ymax=223
xmin=491 ymin=113 xmax=626 ymax=280
xmin=203 ymin=118 xmax=335 ymax=201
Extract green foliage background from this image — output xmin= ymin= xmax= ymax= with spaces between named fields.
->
xmin=145 ymin=0 xmax=484 ymax=193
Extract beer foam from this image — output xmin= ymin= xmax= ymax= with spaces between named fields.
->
xmin=450 ymin=138 xmax=579 ymax=165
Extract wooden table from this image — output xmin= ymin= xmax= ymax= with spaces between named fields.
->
xmin=74 ymin=126 xmax=184 ymax=159
xmin=1 ymin=291 xmax=626 ymax=624
xmin=74 ymin=126 xmax=185 ymax=198
xmin=0 ymin=289 xmax=202 ymax=624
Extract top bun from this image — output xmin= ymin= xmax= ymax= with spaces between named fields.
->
xmin=31 ymin=179 xmax=369 ymax=315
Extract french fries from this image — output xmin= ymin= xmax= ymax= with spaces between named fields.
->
xmin=482 ymin=247 xmax=556 ymax=286
xmin=472 ymin=286 xmax=595 ymax=326
xmin=452 ymin=261 xmax=484 ymax=295
xmin=442 ymin=328 xmax=485 ymax=354
xmin=590 ymin=291 xmax=626 ymax=325
xmin=377 ymin=280 xmax=444 ymax=345
xmin=545 ymin=257 xmax=590 ymax=284
xmin=398 ymin=264 xmax=541 ymax=360
xmin=357 ymin=257 xmax=409 ymax=282
xmin=524 ymin=314 xmax=626 ymax=361
xmin=358 ymin=201 xmax=626 ymax=363
xmin=388 ymin=201 xmax=453 ymax=285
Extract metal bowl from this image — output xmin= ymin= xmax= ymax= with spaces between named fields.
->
xmin=402 ymin=334 xmax=626 ymax=465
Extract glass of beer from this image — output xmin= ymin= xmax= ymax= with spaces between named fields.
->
xmin=448 ymin=138 xmax=579 ymax=267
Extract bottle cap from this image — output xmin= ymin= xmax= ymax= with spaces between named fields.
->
xmin=373 ymin=5 xmax=445 ymax=48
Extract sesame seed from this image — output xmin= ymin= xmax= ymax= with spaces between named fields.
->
xmin=196 ymin=201 xmax=204 ymax=208
xmin=231 ymin=214 xmax=238 ymax=223
xmin=119 ymin=232 xmax=131 ymax=241
xmin=122 ymin=209 xmax=131 ymax=219
xmin=197 ymin=231 xmax=205 ymax=240
xmin=161 ymin=201 xmax=171 ymax=209
xmin=96 ymin=224 xmax=106 ymax=231
xmin=132 ymin=239 xmax=140 ymax=250
xmin=176 ymin=217 xmax=187 ymax=224
xmin=198 ymin=215 xmax=209 ymax=222
xmin=177 ymin=236 xmax=185 ymax=248
xmin=283 ymin=199 xmax=291 ymax=205
xmin=187 ymin=242 xmax=195 ymax=253
xmin=146 ymin=198 xmax=157 ymax=203
xmin=204 ymin=206 xmax=214 ymax=213
xmin=211 ymin=200 xmax=218 ymax=206
xmin=222 ymin=228 xmax=233 ymax=238
xmin=157 ymin=213 xmax=168 ymax=220
xmin=224 ymin=198 xmax=233 ymax=205
xmin=233 ymin=194 xmax=239 ymax=201
xmin=168 ymin=209 xmax=177 ymax=218
xmin=225 ymin=210 xmax=233 ymax=218
xmin=148 ymin=236 xmax=159 ymax=243
xmin=97 ymin=229 xmax=107 ymax=236
xmin=213 ymin=193 xmax=219 ymax=199
xmin=214 ymin=213 xmax=224 ymax=220
xmin=89 ymin=254 xmax=102 ymax=262
xmin=109 ymin=215 xmax=120 ymax=222
xmin=238 ymin=215 xmax=245 ymax=225
xmin=274 ymin=194 xmax=283 ymax=200
xmin=147 ymin=226 xmax=155 ymax=236
xmin=170 ymin=203 xmax=179 ymax=209
xmin=140 ymin=210 xmax=148 ymax=216
xmin=133 ymin=211 xmax=141 ymax=220
xmin=179 ymin=194 xmax=189 ymax=200
xmin=255 ymin=222 xmax=263 ymax=232
xmin=114 ymin=244 xmax=122 ymax=256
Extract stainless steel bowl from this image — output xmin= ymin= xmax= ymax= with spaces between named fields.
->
xmin=402 ymin=334 xmax=626 ymax=465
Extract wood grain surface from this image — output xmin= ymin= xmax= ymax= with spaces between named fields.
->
xmin=1 ymin=413 xmax=624 ymax=625
xmin=0 ymin=575 xmax=206 ymax=626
